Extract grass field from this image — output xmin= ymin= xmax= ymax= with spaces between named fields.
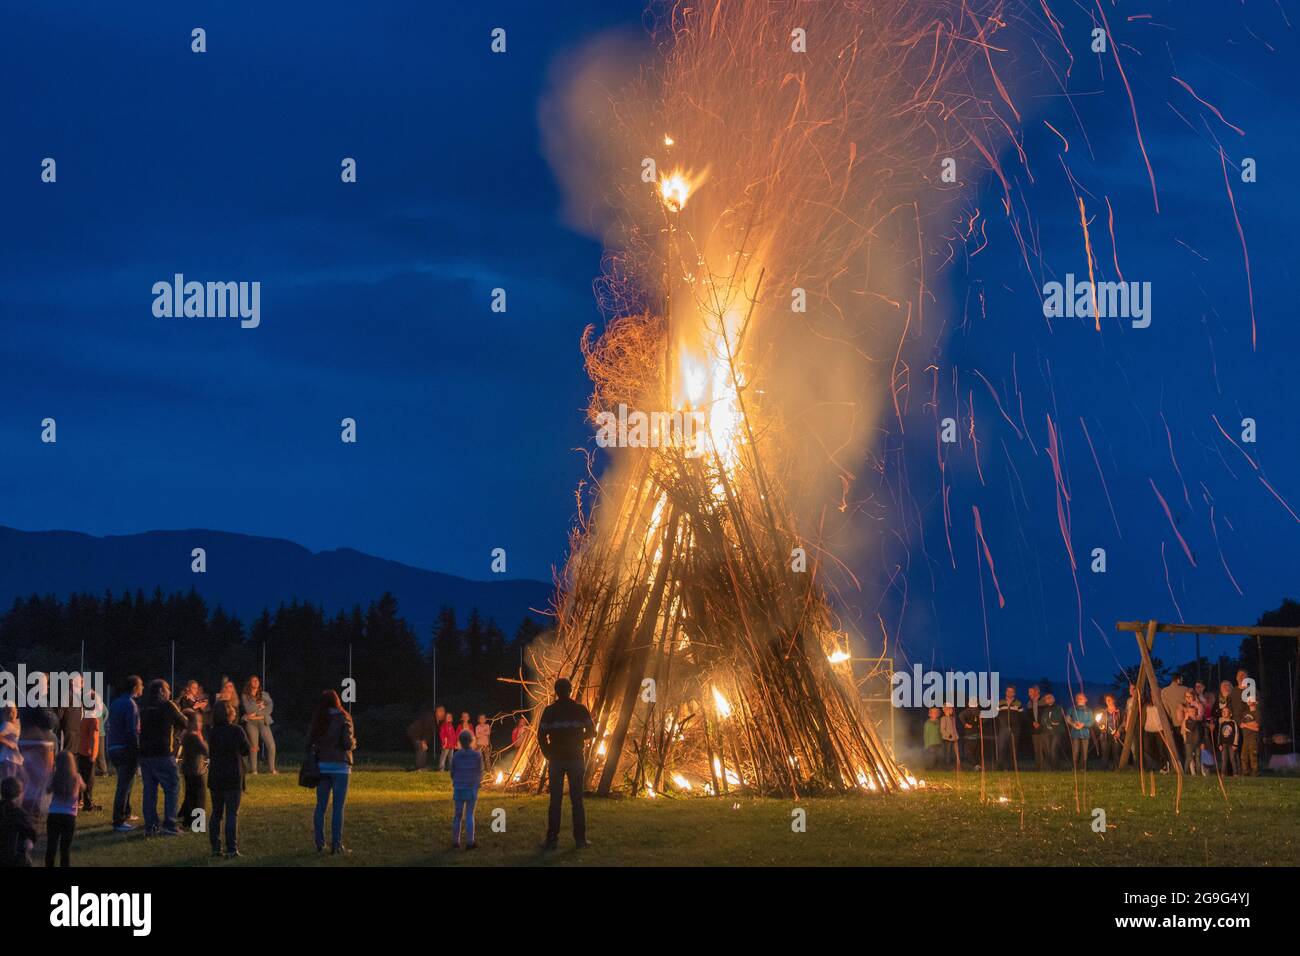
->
xmin=59 ymin=757 xmax=1299 ymax=867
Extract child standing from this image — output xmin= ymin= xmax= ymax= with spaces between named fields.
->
xmin=178 ymin=710 xmax=209 ymax=831
xmin=450 ymin=729 xmax=483 ymax=850
xmin=474 ymin=714 xmax=492 ymax=767
xmin=922 ymin=708 xmax=942 ymax=769
xmin=511 ymin=715 xmax=530 ymax=747
xmin=45 ymin=751 xmax=84 ymax=867
xmin=939 ymin=704 xmax=960 ymax=769
xmin=1180 ymin=689 xmax=1205 ymax=776
xmin=438 ymin=714 xmax=458 ymax=772
xmin=0 ymin=705 xmax=22 ymax=783
xmin=0 ymin=777 xmax=37 ymax=866
xmin=1216 ymin=683 xmax=1240 ymax=776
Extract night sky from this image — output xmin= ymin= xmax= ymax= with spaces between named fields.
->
xmin=2 ymin=1 xmax=1296 ymax=680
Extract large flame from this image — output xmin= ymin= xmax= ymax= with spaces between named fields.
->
xmin=662 ymin=164 xmax=749 ymax=498
xmin=711 ymin=686 xmax=733 ymax=719
xmin=659 ymin=169 xmax=692 ymax=211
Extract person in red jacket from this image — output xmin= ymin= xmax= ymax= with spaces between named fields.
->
xmin=512 ymin=715 xmax=530 ymax=747
xmin=437 ymin=714 xmax=458 ymax=772
xmin=76 ymin=695 xmax=102 ymax=812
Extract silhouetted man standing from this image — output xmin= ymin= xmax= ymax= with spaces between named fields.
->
xmin=538 ymin=677 xmax=595 ymax=850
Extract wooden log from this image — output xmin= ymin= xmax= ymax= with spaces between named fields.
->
xmin=595 ymin=511 xmax=680 ymax=796
xmin=634 ymin=575 xmax=680 ymax=793
xmin=701 ymin=707 xmax=721 ymax=797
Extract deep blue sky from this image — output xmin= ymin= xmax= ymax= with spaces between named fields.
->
xmin=2 ymin=2 xmax=1296 ymax=679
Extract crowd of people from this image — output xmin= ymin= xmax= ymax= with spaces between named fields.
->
xmin=405 ymin=705 xmax=531 ymax=774
xmin=0 ymin=670 xmax=596 ymax=866
xmin=2 ymin=660 xmax=1275 ymax=866
xmin=920 ymin=669 xmax=1267 ymax=776
xmin=1 ymin=671 xmax=312 ymax=866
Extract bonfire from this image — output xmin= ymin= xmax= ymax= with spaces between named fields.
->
xmin=509 ymin=0 xmax=1020 ymax=797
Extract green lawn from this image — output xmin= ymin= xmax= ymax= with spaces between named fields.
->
xmin=61 ymin=759 xmax=1299 ymax=866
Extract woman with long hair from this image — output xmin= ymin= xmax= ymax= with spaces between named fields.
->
xmin=240 ymin=676 xmax=277 ymax=775
xmin=207 ymin=699 xmax=249 ymax=858
xmin=308 ymin=690 xmax=355 ymax=855
xmin=1180 ymin=688 xmax=1205 ymax=776
xmin=214 ymin=677 xmax=238 ymax=712
xmin=45 ymin=750 xmax=84 ymax=867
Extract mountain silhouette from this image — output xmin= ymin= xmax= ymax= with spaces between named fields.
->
xmin=0 ymin=526 xmax=551 ymax=640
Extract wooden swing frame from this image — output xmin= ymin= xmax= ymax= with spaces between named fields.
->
xmin=1113 ymin=620 xmax=1300 ymax=810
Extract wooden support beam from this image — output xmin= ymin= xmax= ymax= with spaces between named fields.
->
xmin=1116 ymin=621 xmax=1300 ymax=638
xmin=1134 ymin=619 xmax=1183 ymax=812
xmin=1116 ymin=689 xmax=1140 ymax=770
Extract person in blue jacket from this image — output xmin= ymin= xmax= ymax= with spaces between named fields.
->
xmin=450 ymin=729 xmax=482 ymax=850
xmin=1066 ymin=692 xmax=1094 ymax=771
xmin=106 ymin=676 xmax=143 ymax=832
